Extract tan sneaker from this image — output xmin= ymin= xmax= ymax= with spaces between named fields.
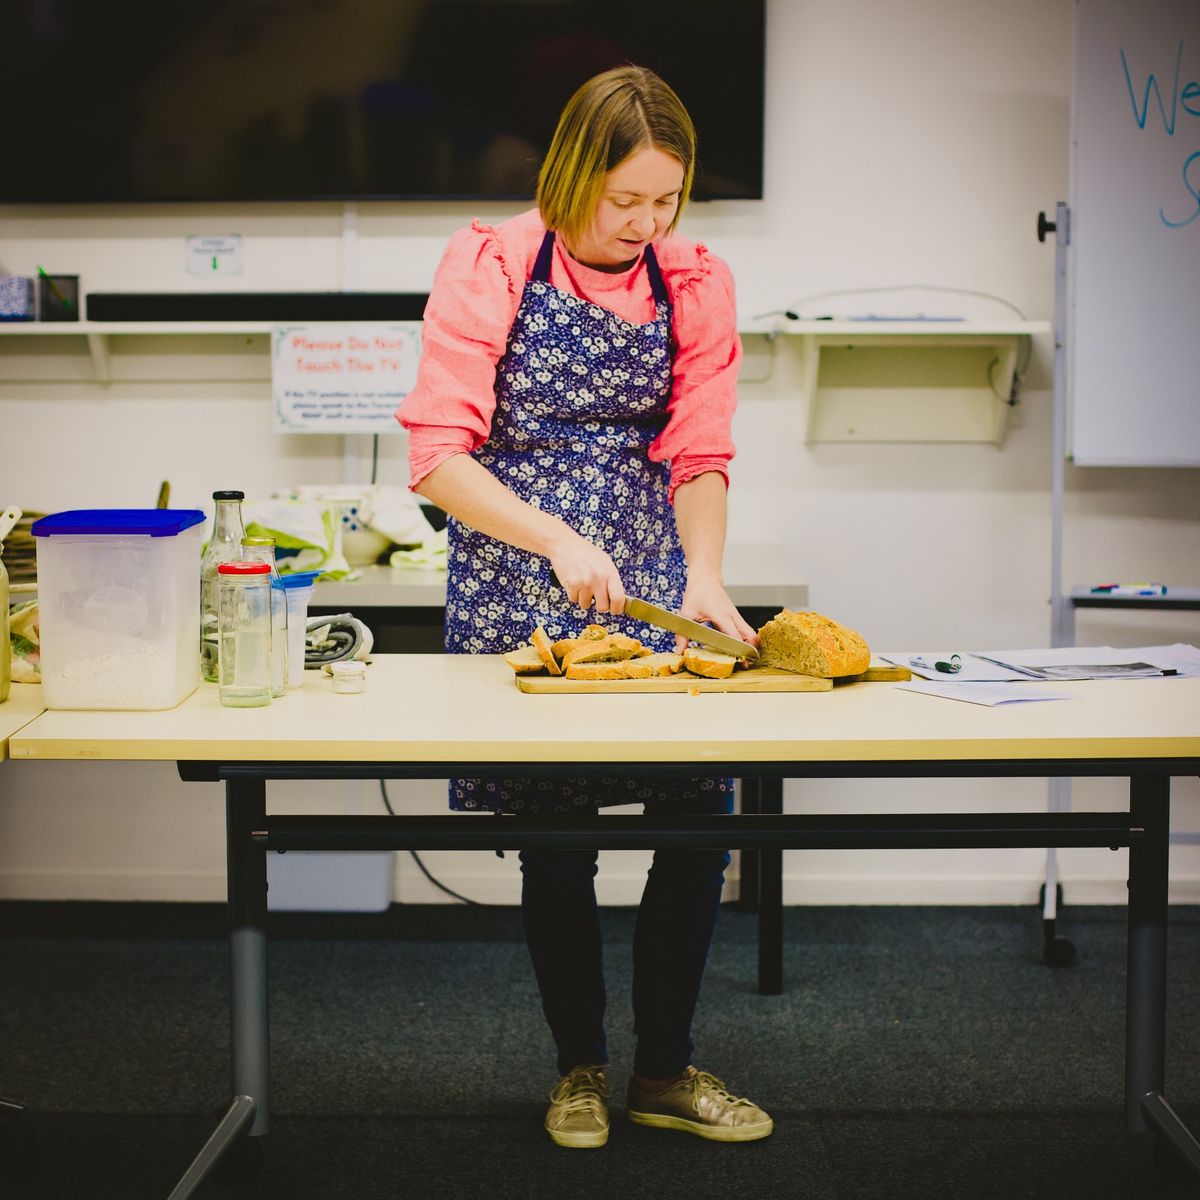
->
xmin=626 ymin=1066 xmax=773 ymax=1142
xmin=544 ymin=1065 xmax=610 ymax=1148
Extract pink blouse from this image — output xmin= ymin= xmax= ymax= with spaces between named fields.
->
xmin=397 ymin=208 xmax=740 ymax=503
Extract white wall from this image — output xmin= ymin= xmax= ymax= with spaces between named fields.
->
xmin=1 ymin=0 xmax=1197 ymax=906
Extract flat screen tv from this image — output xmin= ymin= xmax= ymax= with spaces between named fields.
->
xmin=3 ymin=0 xmax=764 ymax=203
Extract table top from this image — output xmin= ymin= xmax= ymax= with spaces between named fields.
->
xmin=0 ymin=684 xmax=45 ymax=763
xmin=9 ymin=656 xmax=1199 ymax=767
xmin=311 ymin=545 xmax=809 ymax=611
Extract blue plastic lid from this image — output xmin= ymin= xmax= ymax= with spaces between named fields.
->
xmin=31 ymin=509 xmax=207 ymax=537
xmin=277 ymin=570 xmax=321 ymax=589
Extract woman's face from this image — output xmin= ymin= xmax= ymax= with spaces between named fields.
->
xmin=568 ymin=145 xmax=685 ymax=270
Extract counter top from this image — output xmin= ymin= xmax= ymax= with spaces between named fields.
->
xmin=312 ymin=544 xmax=808 ymax=610
xmin=10 ymin=656 xmax=1198 ymax=767
xmin=0 ymin=684 xmax=45 ymax=763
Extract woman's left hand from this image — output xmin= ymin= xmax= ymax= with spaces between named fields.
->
xmin=675 ymin=572 xmax=759 ymax=656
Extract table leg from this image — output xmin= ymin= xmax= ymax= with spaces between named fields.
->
xmin=735 ymin=778 xmax=761 ymax=912
xmin=1126 ymin=773 xmax=1168 ymax=1133
xmin=227 ymin=776 xmax=270 ymax=1135
xmin=166 ymin=777 xmax=268 ymax=1199
xmin=757 ymin=778 xmax=784 ymax=995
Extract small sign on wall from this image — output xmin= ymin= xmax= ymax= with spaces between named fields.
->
xmin=272 ymin=324 xmax=420 ymax=433
xmin=186 ymin=234 xmax=244 ymax=276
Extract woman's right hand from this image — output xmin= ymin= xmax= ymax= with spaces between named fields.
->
xmin=548 ymin=529 xmax=626 ymax=616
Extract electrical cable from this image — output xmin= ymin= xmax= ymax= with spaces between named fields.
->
xmin=370 ymin=434 xmax=379 ymax=486
xmin=379 ymin=779 xmax=500 ymax=906
xmin=752 ymin=282 xmax=1029 ymax=323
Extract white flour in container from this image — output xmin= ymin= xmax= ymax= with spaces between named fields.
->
xmin=45 ymin=625 xmax=185 ymax=709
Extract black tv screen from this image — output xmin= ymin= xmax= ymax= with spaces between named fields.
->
xmin=3 ymin=0 xmax=764 ymax=203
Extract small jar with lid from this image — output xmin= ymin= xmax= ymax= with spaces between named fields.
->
xmin=329 ymin=660 xmax=366 ymax=694
xmin=216 ymin=562 xmax=273 ymax=707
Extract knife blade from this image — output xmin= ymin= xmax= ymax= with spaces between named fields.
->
xmin=624 ymin=596 xmax=758 ymax=660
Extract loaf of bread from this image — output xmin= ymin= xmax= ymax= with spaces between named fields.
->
xmin=755 ymin=610 xmax=870 ymax=678
xmin=682 ymin=647 xmax=738 ymax=679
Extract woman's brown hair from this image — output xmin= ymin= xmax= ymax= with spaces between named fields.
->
xmin=536 ymin=65 xmax=696 ymax=244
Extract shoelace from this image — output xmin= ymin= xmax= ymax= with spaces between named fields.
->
xmin=551 ymin=1067 xmax=610 ymax=1117
xmin=690 ymin=1070 xmax=754 ymax=1115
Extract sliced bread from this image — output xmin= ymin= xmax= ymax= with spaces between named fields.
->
xmin=623 ymin=652 xmax=685 ymax=679
xmin=682 ymin=647 xmax=738 ymax=679
xmin=565 ymin=660 xmax=630 ymax=681
xmin=530 ymin=626 xmax=561 ymax=675
xmin=756 ymin=610 xmax=870 ymax=678
xmin=503 ymin=645 xmax=546 ymax=673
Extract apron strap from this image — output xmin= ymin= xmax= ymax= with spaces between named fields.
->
xmin=532 ymin=230 xmax=555 ymax=283
xmin=533 ymin=229 xmax=670 ymax=312
xmin=643 ymin=243 xmax=670 ymax=310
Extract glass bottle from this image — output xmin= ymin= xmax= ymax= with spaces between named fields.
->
xmin=200 ymin=490 xmax=246 ymax=682
xmin=241 ymin=535 xmax=287 ymax=698
xmin=216 ymin=562 xmax=273 ymax=707
xmin=0 ymin=541 xmax=10 ymax=704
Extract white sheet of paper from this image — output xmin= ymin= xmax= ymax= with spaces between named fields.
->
xmin=880 ymin=652 xmax=1029 ymax=682
xmin=897 ymin=681 xmax=1073 ymax=706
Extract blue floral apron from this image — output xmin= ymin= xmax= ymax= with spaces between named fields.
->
xmin=445 ymin=229 xmax=732 ymax=814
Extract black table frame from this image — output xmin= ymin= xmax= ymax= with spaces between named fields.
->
xmin=162 ymin=755 xmax=1200 ymax=1199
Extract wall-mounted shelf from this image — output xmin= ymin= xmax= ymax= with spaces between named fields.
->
xmin=743 ymin=320 xmax=1051 ymax=445
xmin=1 ymin=320 xmax=1051 ymax=446
xmin=0 ymin=320 xmax=310 ymax=383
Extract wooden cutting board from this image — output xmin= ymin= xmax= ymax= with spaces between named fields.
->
xmin=515 ymin=662 xmax=910 ymax=694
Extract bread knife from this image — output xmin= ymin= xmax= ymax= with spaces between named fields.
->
xmin=623 ymin=596 xmax=758 ymax=660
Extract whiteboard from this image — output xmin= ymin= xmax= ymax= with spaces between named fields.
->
xmin=1069 ymin=0 xmax=1200 ymax=466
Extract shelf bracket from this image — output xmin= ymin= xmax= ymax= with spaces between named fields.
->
xmin=85 ymin=332 xmax=111 ymax=383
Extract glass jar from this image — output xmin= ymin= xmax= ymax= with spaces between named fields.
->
xmin=216 ymin=562 xmax=273 ymax=707
xmin=0 ymin=543 xmax=9 ymax=704
xmin=200 ymin=491 xmax=246 ymax=683
xmin=329 ymin=659 xmax=366 ymax=694
xmin=241 ymin=535 xmax=287 ymax=698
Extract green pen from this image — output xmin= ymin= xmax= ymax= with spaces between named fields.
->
xmin=36 ymin=265 xmax=73 ymax=314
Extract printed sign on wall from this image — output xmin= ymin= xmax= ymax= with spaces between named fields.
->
xmin=272 ymin=324 xmax=421 ymax=433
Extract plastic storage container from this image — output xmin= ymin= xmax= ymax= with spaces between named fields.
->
xmin=278 ymin=570 xmax=320 ymax=688
xmin=32 ymin=509 xmax=205 ymax=710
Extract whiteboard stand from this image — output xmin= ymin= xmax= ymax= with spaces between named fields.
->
xmin=1039 ymin=201 xmax=1078 ymax=969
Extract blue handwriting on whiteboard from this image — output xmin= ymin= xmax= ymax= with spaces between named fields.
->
xmin=1160 ymin=150 xmax=1200 ymax=227
xmin=1119 ymin=41 xmax=1200 ymax=229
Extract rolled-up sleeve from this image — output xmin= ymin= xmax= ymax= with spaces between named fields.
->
xmin=647 ymin=250 xmax=741 ymax=504
xmin=397 ymin=221 xmax=520 ymax=490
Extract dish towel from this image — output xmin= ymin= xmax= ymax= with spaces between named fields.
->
xmin=305 ymin=613 xmax=374 ymax=668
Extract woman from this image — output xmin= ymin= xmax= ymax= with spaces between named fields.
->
xmin=398 ymin=65 xmax=771 ymax=1149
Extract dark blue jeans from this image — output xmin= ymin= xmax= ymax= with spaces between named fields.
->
xmin=519 ymin=789 xmax=733 ymax=1079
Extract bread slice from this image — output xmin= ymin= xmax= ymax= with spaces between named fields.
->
xmin=756 ymin=609 xmax=870 ymax=678
xmin=623 ymin=652 xmax=685 ymax=679
xmin=503 ymin=645 xmax=546 ymax=673
xmin=561 ymin=634 xmax=642 ymax=669
xmin=551 ymin=624 xmax=612 ymax=660
xmin=565 ymin=660 xmax=630 ymax=681
xmin=682 ymin=647 xmax=738 ymax=679
xmin=530 ymin=626 xmax=561 ymax=675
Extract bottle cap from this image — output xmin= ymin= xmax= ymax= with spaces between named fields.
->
xmin=330 ymin=660 xmax=366 ymax=675
xmin=212 ymin=490 xmax=245 ymax=501
xmin=218 ymin=561 xmax=271 ymax=575
xmin=242 ymin=536 xmax=277 ymax=546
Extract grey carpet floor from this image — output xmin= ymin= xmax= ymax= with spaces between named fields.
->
xmin=1 ymin=903 xmax=1197 ymax=1199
